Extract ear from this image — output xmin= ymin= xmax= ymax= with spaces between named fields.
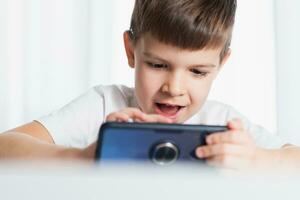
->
xmin=123 ymin=31 xmax=135 ymax=68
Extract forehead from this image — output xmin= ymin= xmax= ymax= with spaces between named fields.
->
xmin=135 ymin=33 xmax=223 ymax=66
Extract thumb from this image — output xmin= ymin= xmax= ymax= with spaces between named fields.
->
xmin=228 ymin=118 xmax=244 ymax=131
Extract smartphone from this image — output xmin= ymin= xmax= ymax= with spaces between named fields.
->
xmin=95 ymin=122 xmax=227 ymax=166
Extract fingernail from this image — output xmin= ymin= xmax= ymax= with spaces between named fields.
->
xmin=206 ymin=137 xmax=212 ymax=144
xmin=140 ymin=113 xmax=146 ymax=119
xmin=196 ymin=148 xmax=204 ymax=158
xmin=135 ymin=118 xmax=142 ymax=123
xmin=167 ymin=119 xmax=173 ymax=123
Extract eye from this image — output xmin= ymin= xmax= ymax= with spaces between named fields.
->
xmin=190 ymin=69 xmax=208 ymax=77
xmin=146 ymin=62 xmax=168 ymax=69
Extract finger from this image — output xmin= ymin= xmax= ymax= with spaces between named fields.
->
xmin=121 ymin=108 xmax=147 ymax=121
xmin=132 ymin=118 xmax=143 ymax=122
xmin=144 ymin=114 xmax=173 ymax=123
xmin=206 ymin=131 xmax=252 ymax=145
xmin=106 ymin=112 xmax=130 ymax=122
xmin=195 ymin=144 xmax=253 ymax=158
xmin=206 ymin=155 xmax=249 ymax=170
xmin=228 ymin=118 xmax=244 ymax=131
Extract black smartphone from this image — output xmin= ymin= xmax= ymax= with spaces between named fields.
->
xmin=95 ymin=122 xmax=227 ymax=166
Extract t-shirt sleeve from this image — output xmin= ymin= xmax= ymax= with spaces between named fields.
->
xmin=226 ymin=105 xmax=288 ymax=149
xmin=36 ymin=87 xmax=104 ymax=148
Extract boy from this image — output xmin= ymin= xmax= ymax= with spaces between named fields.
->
xmin=0 ymin=0 xmax=299 ymax=170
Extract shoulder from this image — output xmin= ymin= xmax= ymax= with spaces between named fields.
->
xmin=42 ymin=84 xmax=135 ymax=121
xmin=93 ymin=84 xmax=134 ymax=100
xmin=93 ymin=84 xmax=133 ymax=96
xmin=200 ymin=100 xmax=232 ymax=115
xmin=202 ymin=100 xmax=245 ymax=120
xmin=186 ymin=100 xmax=243 ymax=125
xmin=92 ymin=84 xmax=135 ymax=114
xmin=36 ymin=84 xmax=135 ymax=148
xmin=188 ymin=100 xmax=288 ymax=149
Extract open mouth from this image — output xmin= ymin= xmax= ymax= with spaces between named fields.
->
xmin=154 ymin=103 xmax=185 ymax=118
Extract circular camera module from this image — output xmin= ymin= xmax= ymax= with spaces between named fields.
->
xmin=149 ymin=142 xmax=179 ymax=166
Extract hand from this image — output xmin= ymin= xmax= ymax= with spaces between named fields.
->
xmin=195 ymin=119 xmax=264 ymax=170
xmin=105 ymin=107 xmax=173 ymax=123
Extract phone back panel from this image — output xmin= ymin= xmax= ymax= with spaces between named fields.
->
xmin=96 ymin=122 xmax=227 ymax=165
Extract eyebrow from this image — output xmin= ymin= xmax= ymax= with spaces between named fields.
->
xmin=142 ymin=51 xmax=216 ymax=68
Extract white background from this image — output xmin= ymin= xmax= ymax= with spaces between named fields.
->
xmin=0 ymin=0 xmax=299 ymax=144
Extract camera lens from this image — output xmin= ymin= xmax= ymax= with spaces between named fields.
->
xmin=150 ymin=142 xmax=179 ymax=166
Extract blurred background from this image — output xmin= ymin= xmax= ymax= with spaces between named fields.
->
xmin=0 ymin=0 xmax=299 ymax=144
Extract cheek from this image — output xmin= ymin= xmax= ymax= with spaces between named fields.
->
xmin=134 ymin=66 xmax=163 ymax=106
xmin=136 ymin=67 xmax=159 ymax=91
xmin=188 ymin=77 xmax=215 ymax=105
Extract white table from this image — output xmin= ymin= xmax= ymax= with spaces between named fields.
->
xmin=0 ymin=161 xmax=299 ymax=200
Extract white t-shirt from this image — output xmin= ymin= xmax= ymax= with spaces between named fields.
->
xmin=37 ymin=84 xmax=286 ymax=149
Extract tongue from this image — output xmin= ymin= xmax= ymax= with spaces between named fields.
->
xmin=158 ymin=104 xmax=180 ymax=115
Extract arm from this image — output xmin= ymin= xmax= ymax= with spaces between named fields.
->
xmin=0 ymin=121 xmax=94 ymax=160
xmin=262 ymin=145 xmax=300 ymax=169
xmin=0 ymin=108 xmax=170 ymax=161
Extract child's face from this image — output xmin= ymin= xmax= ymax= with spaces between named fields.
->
xmin=124 ymin=32 xmax=229 ymax=123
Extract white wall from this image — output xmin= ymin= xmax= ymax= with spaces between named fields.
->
xmin=275 ymin=0 xmax=300 ymax=144
xmin=0 ymin=0 xmax=279 ymax=137
xmin=209 ymin=0 xmax=277 ymax=133
xmin=0 ymin=0 xmax=134 ymax=131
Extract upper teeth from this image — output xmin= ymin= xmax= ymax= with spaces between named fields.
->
xmin=159 ymin=103 xmax=180 ymax=107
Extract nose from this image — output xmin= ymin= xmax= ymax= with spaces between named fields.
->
xmin=161 ymin=72 xmax=185 ymax=97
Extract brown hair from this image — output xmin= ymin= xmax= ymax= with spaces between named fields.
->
xmin=129 ymin=0 xmax=237 ymax=60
